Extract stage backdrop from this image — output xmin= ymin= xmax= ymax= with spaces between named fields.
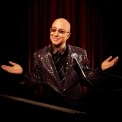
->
xmin=0 ymin=0 xmax=121 ymax=76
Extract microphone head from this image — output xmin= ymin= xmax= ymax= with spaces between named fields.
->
xmin=71 ymin=53 xmax=78 ymax=59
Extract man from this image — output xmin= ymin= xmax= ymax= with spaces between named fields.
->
xmin=1 ymin=18 xmax=120 ymax=114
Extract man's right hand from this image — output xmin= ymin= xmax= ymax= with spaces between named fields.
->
xmin=1 ymin=61 xmax=23 ymax=74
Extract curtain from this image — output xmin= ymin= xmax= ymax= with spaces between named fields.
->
xmin=1 ymin=0 xmax=121 ymax=75
xmin=24 ymin=0 xmax=105 ymax=71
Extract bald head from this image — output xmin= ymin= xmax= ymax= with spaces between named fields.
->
xmin=52 ymin=18 xmax=71 ymax=32
xmin=50 ymin=18 xmax=71 ymax=51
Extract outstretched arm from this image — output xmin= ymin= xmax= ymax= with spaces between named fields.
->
xmin=101 ymin=56 xmax=119 ymax=71
xmin=1 ymin=61 xmax=23 ymax=74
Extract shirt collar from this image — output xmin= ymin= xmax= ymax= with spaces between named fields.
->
xmin=51 ymin=45 xmax=67 ymax=55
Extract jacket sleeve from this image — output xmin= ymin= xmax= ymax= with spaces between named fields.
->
xmin=18 ymin=52 xmax=43 ymax=99
xmin=78 ymin=50 xmax=122 ymax=91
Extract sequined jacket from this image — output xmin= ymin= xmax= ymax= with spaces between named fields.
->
xmin=22 ymin=44 xmax=106 ymax=111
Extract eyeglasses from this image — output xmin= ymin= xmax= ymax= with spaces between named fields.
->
xmin=50 ymin=28 xmax=70 ymax=34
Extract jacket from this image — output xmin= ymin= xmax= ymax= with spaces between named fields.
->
xmin=21 ymin=44 xmax=107 ymax=111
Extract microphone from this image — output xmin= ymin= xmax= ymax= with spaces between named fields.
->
xmin=71 ymin=53 xmax=100 ymax=89
xmin=71 ymin=53 xmax=87 ymax=78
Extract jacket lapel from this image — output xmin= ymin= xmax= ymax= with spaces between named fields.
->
xmin=41 ymin=50 xmax=63 ymax=92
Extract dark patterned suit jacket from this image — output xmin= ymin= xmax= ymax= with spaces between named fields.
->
xmin=21 ymin=44 xmax=117 ymax=112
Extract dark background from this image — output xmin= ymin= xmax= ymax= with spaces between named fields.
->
xmin=0 ymin=0 xmax=122 ymax=73
xmin=0 ymin=0 xmax=121 ymax=120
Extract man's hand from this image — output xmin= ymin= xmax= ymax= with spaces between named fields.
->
xmin=101 ymin=56 xmax=119 ymax=71
xmin=1 ymin=61 xmax=23 ymax=74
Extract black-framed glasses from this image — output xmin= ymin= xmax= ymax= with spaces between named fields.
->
xmin=50 ymin=28 xmax=70 ymax=34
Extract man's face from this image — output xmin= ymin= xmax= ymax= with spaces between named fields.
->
xmin=50 ymin=19 xmax=70 ymax=48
